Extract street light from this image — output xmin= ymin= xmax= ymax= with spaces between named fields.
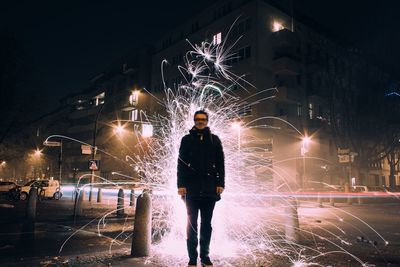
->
xmin=113 ymin=124 xmax=126 ymax=136
xmin=34 ymin=149 xmax=42 ymax=158
xmin=301 ymin=136 xmax=311 ymax=189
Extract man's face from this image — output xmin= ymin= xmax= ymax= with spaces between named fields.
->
xmin=194 ymin=113 xmax=208 ymax=130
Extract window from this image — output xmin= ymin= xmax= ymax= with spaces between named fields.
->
xmin=129 ymin=91 xmax=139 ymax=105
xmin=245 ymin=46 xmax=251 ymax=58
xmin=93 ymin=92 xmax=105 ymax=106
xmin=226 ymin=46 xmax=251 ymax=65
xmin=272 ymin=21 xmax=284 ymax=32
xmin=129 ymin=109 xmax=138 ymax=121
xmin=297 ymin=74 xmax=302 ymax=86
xmin=213 ymin=2 xmax=232 ymax=20
xmin=142 ymin=124 xmax=153 ymax=137
xmin=238 ymin=104 xmax=252 ymax=117
xmin=230 ymin=18 xmax=252 ymax=39
xmin=297 ymin=103 xmax=302 ymax=117
xmin=213 ymin=32 xmax=222 ymax=45
xmin=308 ymin=103 xmax=313 ymax=119
xmin=191 ymin=21 xmax=199 ymax=33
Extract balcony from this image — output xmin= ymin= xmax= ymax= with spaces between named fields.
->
xmin=275 ymin=86 xmax=300 ymax=103
xmin=69 ymin=106 xmax=100 ymax=119
xmin=121 ymin=102 xmax=137 ymax=111
xmin=272 ymin=57 xmax=300 ymax=75
xmin=308 ymin=117 xmax=328 ymax=129
xmin=271 ymin=28 xmax=299 ymax=49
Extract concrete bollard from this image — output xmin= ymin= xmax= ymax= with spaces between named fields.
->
xmin=81 ymin=189 xmax=86 ymax=201
xmin=74 ymin=189 xmax=84 ymax=218
xmin=97 ymin=188 xmax=102 ymax=203
xmin=317 ymin=193 xmax=323 ymax=208
xmin=26 ymin=187 xmax=38 ymax=222
xmin=358 ymin=195 xmax=363 ymax=204
xmin=345 ymin=183 xmax=352 ymax=205
xmin=117 ymin=189 xmax=125 ymax=217
xmin=130 ymin=189 xmax=135 ymax=207
xmin=131 ymin=191 xmax=152 ymax=257
xmin=284 ymin=198 xmax=300 ymax=242
xmin=329 ymin=194 xmax=335 ymax=207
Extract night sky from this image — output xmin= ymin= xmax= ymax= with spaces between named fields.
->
xmin=1 ymin=0 xmax=399 ymax=113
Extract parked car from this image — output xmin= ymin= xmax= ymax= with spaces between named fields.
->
xmin=20 ymin=179 xmax=62 ymax=201
xmin=0 ymin=181 xmax=17 ymax=193
xmin=351 ymin=185 xmax=369 ymax=193
xmin=303 ymin=181 xmax=344 ymax=192
xmin=367 ymin=186 xmax=391 ymax=193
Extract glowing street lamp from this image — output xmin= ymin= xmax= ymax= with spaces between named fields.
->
xmin=301 ymin=136 xmax=311 ymax=188
xmin=34 ymin=149 xmax=42 ymax=158
xmin=301 ymin=136 xmax=311 ymax=156
xmin=113 ymin=124 xmax=126 ymax=136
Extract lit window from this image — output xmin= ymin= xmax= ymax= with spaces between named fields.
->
xmin=272 ymin=21 xmax=284 ymax=32
xmin=213 ymin=32 xmax=222 ymax=45
xmin=297 ymin=103 xmax=302 ymax=117
xmin=129 ymin=109 xmax=138 ymax=121
xmin=142 ymin=124 xmax=153 ymax=137
xmin=93 ymin=92 xmax=105 ymax=106
xmin=129 ymin=91 xmax=139 ymax=105
xmin=308 ymin=103 xmax=313 ymax=119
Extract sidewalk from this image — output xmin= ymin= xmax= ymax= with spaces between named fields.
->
xmin=1 ymin=253 xmax=160 ymax=267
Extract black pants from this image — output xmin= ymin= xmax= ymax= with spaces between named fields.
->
xmin=185 ymin=197 xmax=216 ymax=260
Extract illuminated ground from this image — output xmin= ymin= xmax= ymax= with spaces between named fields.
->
xmin=0 ymin=194 xmax=399 ymax=266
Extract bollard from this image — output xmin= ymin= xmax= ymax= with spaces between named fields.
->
xmin=317 ymin=193 xmax=323 ymax=208
xmin=130 ymin=189 xmax=135 ymax=207
xmin=26 ymin=187 xmax=38 ymax=222
xmin=97 ymin=188 xmax=102 ymax=203
xmin=345 ymin=183 xmax=352 ymax=205
xmin=329 ymin=194 xmax=335 ymax=207
xmin=117 ymin=189 xmax=125 ymax=217
xmin=81 ymin=189 xmax=86 ymax=201
xmin=131 ymin=191 xmax=152 ymax=257
xmin=284 ymin=198 xmax=300 ymax=242
xmin=74 ymin=189 xmax=84 ymax=218
xmin=358 ymin=195 xmax=363 ymax=204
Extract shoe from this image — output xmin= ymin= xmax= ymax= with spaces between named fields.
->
xmin=201 ymin=257 xmax=213 ymax=267
xmin=188 ymin=259 xmax=197 ymax=267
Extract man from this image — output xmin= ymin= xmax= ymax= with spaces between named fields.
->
xmin=177 ymin=110 xmax=225 ymax=267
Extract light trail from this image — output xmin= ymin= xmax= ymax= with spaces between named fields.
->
xmin=48 ymin=20 xmax=396 ymax=266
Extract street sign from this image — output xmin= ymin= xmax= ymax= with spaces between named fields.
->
xmin=88 ymin=159 xmax=100 ymax=171
xmin=338 ymin=154 xmax=350 ymax=163
xmin=81 ymin=145 xmax=92 ymax=155
xmin=44 ymin=141 xmax=61 ymax=147
xmin=337 ymin=148 xmax=350 ymax=154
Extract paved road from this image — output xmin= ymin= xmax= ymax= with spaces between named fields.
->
xmin=0 ymin=194 xmax=399 ymax=266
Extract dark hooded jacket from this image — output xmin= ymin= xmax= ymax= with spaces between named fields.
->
xmin=177 ymin=126 xmax=225 ymax=200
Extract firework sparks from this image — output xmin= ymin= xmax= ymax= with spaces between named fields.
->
xmin=45 ymin=23 xmax=392 ymax=267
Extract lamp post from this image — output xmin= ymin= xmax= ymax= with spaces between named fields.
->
xmin=301 ymin=136 xmax=311 ymax=189
xmin=0 ymin=161 xmax=6 ymax=181
xmin=89 ymin=103 xmax=106 ymax=202
xmin=43 ymin=140 xmax=63 ymax=184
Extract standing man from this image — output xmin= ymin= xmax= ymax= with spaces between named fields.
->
xmin=177 ymin=110 xmax=225 ymax=267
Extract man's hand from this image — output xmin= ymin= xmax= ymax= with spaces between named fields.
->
xmin=216 ymin=187 xmax=224 ymax=194
xmin=178 ymin=187 xmax=187 ymax=196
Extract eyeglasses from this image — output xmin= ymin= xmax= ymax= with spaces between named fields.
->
xmin=194 ymin=118 xmax=208 ymax=122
